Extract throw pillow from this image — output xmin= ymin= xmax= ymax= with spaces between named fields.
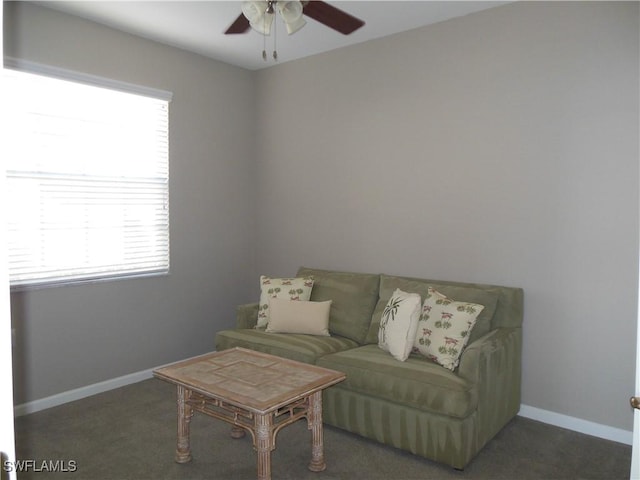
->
xmin=413 ymin=287 xmax=485 ymax=370
xmin=266 ymin=298 xmax=332 ymax=336
xmin=378 ymin=289 xmax=422 ymax=362
xmin=364 ymin=274 xmax=500 ymax=346
xmin=257 ymin=276 xmax=314 ymax=328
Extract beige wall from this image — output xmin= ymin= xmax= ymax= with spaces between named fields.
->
xmin=4 ymin=1 xmax=258 ymax=404
xmin=5 ymin=1 xmax=639 ymax=434
xmin=254 ymin=1 xmax=639 ymax=431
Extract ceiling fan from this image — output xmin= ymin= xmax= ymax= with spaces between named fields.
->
xmin=225 ymin=1 xmax=365 ymax=36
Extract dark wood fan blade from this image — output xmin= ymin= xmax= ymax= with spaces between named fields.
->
xmin=303 ymin=1 xmax=365 ymax=35
xmin=225 ymin=13 xmax=250 ymax=34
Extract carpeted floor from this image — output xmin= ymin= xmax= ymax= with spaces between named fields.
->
xmin=12 ymin=378 xmax=631 ymax=480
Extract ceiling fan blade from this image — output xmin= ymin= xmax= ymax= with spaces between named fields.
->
xmin=225 ymin=13 xmax=251 ymax=34
xmin=303 ymin=1 xmax=365 ymax=35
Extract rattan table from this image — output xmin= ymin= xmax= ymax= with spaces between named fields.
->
xmin=153 ymin=347 xmax=346 ymax=480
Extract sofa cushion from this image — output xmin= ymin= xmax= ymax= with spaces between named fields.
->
xmin=257 ymin=275 xmax=314 ymax=328
xmin=266 ymin=299 xmax=332 ymax=336
xmin=413 ymin=288 xmax=484 ymax=371
xmin=317 ymin=345 xmax=478 ymax=419
xmin=297 ymin=267 xmax=380 ymax=344
xmin=215 ymin=328 xmax=359 ymax=365
xmin=378 ymin=289 xmax=421 ymax=362
xmin=365 ymin=275 xmax=499 ymax=345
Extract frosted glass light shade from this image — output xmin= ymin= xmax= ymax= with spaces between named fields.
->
xmin=278 ymin=1 xmax=306 ymax=35
xmin=242 ymin=1 xmax=275 ymax=35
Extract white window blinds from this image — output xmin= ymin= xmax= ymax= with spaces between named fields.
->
xmin=4 ymin=65 xmax=171 ymax=288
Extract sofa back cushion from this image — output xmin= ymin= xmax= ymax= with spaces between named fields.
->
xmin=365 ymin=275 xmax=500 ymax=345
xmin=297 ymin=267 xmax=380 ymax=344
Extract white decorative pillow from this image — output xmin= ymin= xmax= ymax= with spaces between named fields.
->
xmin=266 ymin=298 xmax=332 ymax=336
xmin=378 ymin=289 xmax=422 ymax=361
xmin=413 ymin=287 xmax=485 ymax=370
xmin=257 ymin=276 xmax=314 ymax=328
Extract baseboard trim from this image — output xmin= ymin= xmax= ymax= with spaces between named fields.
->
xmin=13 ymin=368 xmax=154 ymax=417
xmin=519 ymin=404 xmax=632 ymax=445
xmin=14 ymin=369 xmax=634 ymax=446
xmin=13 ymin=353 xmax=208 ymax=417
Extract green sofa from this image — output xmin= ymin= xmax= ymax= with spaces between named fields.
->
xmin=215 ymin=267 xmax=524 ymax=469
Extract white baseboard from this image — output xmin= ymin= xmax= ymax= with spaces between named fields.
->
xmin=14 ymin=370 xmax=634 ymax=446
xmin=13 ymin=353 xmax=208 ymax=417
xmin=13 ymin=368 xmax=155 ymax=417
xmin=519 ymin=404 xmax=632 ymax=445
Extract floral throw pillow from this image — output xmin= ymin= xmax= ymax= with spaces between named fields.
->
xmin=257 ymin=276 xmax=314 ymax=328
xmin=413 ymin=287 xmax=485 ymax=370
xmin=378 ymin=289 xmax=422 ymax=361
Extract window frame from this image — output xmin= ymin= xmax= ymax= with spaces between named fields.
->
xmin=4 ymin=58 xmax=173 ymax=291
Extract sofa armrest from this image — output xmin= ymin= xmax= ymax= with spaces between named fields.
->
xmin=237 ymin=303 xmax=259 ymax=329
xmin=458 ymin=327 xmax=522 ymax=393
xmin=457 ymin=327 xmax=522 ymax=444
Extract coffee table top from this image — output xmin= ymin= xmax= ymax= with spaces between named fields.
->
xmin=153 ymin=347 xmax=345 ymax=413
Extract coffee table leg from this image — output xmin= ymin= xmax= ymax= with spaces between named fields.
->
xmin=255 ymin=413 xmax=274 ymax=480
xmin=307 ymin=391 xmax=326 ymax=472
xmin=175 ymin=385 xmax=193 ymax=463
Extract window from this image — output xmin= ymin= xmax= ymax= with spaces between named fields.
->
xmin=4 ymin=61 xmax=172 ymax=288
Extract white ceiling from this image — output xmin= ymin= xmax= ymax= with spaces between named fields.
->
xmin=32 ymin=1 xmax=510 ymax=71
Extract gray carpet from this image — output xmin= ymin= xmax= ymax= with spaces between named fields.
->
xmin=13 ymin=378 xmax=631 ymax=480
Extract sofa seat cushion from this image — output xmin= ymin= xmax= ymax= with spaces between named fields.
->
xmin=316 ymin=345 xmax=478 ymax=419
xmin=215 ymin=328 xmax=359 ymax=365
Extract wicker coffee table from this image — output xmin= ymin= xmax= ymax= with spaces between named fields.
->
xmin=153 ymin=347 xmax=346 ymax=480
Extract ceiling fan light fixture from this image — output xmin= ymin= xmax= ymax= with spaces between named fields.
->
xmin=242 ymin=0 xmax=306 ymax=36
xmin=278 ymin=1 xmax=306 ymax=35
xmin=242 ymin=1 xmax=274 ymax=35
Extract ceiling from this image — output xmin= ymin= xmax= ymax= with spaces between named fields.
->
xmin=32 ymin=1 xmax=510 ymax=71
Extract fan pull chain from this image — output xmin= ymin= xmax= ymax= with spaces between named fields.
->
xmin=259 ymin=2 xmax=278 ymax=62
xmin=262 ymin=11 xmax=268 ymax=60
xmin=272 ymin=17 xmax=278 ymax=61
